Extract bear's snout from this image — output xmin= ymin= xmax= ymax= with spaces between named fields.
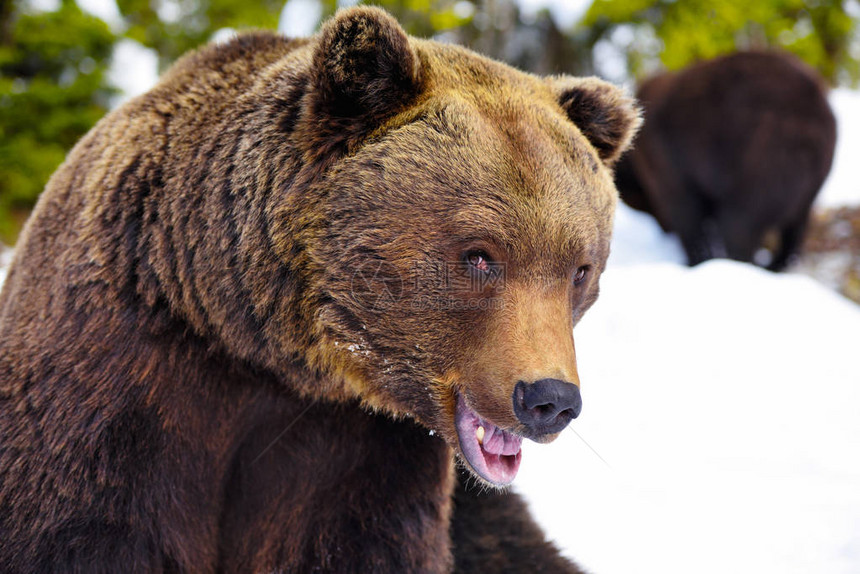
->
xmin=513 ymin=378 xmax=581 ymax=437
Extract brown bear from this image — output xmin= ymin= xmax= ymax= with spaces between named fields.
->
xmin=615 ymin=50 xmax=837 ymax=270
xmin=0 ymin=7 xmax=639 ymax=572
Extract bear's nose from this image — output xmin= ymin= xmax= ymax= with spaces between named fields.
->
xmin=513 ymin=378 xmax=581 ymax=436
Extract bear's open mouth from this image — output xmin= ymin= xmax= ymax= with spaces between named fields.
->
xmin=454 ymin=394 xmax=522 ymax=486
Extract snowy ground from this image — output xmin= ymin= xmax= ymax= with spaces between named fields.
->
xmin=517 ymin=74 xmax=860 ymax=574
xmin=817 ymin=89 xmax=860 ymax=209
xmin=518 ymin=88 xmax=860 ymax=571
xmin=517 ymin=203 xmax=860 ymax=574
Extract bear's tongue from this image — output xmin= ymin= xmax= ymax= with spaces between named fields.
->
xmin=455 ymin=395 xmax=522 ymax=485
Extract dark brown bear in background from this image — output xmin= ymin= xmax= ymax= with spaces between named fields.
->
xmin=615 ymin=51 xmax=836 ymax=270
xmin=0 ymin=7 xmax=639 ymax=572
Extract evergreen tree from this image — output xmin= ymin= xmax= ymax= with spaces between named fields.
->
xmin=0 ymin=0 xmax=116 ymax=243
xmin=584 ymin=0 xmax=860 ymax=85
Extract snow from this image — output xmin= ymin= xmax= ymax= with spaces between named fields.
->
xmin=517 ymin=81 xmax=860 ymax=572
xmin=604 ymin=202 xmax=686 ymax=267
xmin=516 ymin=201 xmax=860 ymax=574
xmin=521 ymin=88 xmax=860 ymax=574
xmin=523 ymin=85 xmax=860 ymax=574
xmin=0 ymin=249 xmax=11 ymax=286
xmin=818 ymin=88 xmax=860 ymax=208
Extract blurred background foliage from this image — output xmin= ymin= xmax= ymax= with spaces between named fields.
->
xmin=585 ymin=0 xmax=860 ymax=85
xmin=116 ymin=0 xmax=284 ymax=69
xmin=1 ymin=0 xmax=859 ymax=244
xmin=1 ymin=0 xmax=116 ymax=242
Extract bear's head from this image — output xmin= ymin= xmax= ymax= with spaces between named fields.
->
xmin=267 ymin=8 xmax=639 ymax=486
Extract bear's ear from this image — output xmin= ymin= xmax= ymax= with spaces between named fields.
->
xmin=550 ymin=76 xmax=642 ymax=167
xmin=312 ymin=7 xmax=423 ymax=121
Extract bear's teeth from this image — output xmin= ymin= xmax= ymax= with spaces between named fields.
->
xmin=476 ymin=426 xmax=485 ymax=445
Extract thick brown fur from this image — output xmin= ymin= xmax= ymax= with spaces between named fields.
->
xmin=615 ymin=50 xmax=837 ymax=270
xmin=451 ymin=470 xmax=580 ymax=574
xmin=0 ymin=7 xmax=637 ymax=572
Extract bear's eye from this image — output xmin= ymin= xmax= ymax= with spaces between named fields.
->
xmin=573 ymin=266 xmax=589 ymax=285
xmin=465 ymin=251 xmax=492 ymax=274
